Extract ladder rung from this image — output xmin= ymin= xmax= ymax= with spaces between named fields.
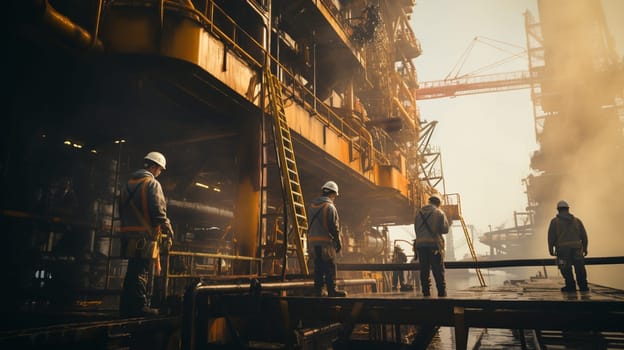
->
xmin=266 ymin=68 xmax=309 ymax=276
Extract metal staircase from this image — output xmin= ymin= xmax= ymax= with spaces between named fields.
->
xmin=265 ymin=66 xmax=309 ymax=276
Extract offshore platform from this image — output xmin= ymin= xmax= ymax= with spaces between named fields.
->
xmin=3 ymin=0 xmax=623 ymax=349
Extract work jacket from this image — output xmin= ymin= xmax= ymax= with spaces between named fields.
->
xmin=118 ymin=169 xmax=173 ymax=240
xmin=548 ymin=212 xmax=588 ymax=252
xmin=392 ymin=248 xmax=407 ymax=263
xmin=414 ymin=204 xmax=449 ymax=249
xmin=307 ymin=196 xmax=340 ymax=247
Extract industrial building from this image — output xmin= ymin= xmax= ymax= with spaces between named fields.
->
xmin=3 ymin=0 xmax=623 ymax=349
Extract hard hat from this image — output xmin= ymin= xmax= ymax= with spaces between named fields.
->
xmin=321 ymin=181 xmax=339 ymax=196
xmin=144 ymin=151 xmax=167 ymax=170
xmin=557 ymin=200 xmax=569 ymax=209
xmin=428 ymin=195 xmax=441 ymax=206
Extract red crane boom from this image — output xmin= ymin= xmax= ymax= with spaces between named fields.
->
xmin=415 ymin=70 xmax=533 ymax=100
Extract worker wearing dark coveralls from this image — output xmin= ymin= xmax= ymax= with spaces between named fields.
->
xmin=391 ymin=245 xmax=407 ymax=291
xmin=413 ymin=195 xmax=450 ymax=297
xmin=119 ymin=152 xmax=174 ymax=317
xmin=548 ymin=200 xmax=589 ymax=292
xmin=307 ymin=181 xmax=346 ymax=297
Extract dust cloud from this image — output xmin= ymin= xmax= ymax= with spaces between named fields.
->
xmin=524 ymin=0 xmax=624 ymax=288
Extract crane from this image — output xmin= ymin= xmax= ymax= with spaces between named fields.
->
xmin=414 ymin=36 xmax=532 ymax=100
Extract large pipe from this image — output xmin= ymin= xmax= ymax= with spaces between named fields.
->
xmin=168 ymin=199 xmax=234 ymax=218
xmin=32 ymin=0 xmax=103 ymax=50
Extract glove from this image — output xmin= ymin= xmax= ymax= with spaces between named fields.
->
xmin=166 ymin=237 xmax=173 ymax=251
xmin=583 ymin=249 xmax=587 ymax=257
xmin=549 ymin=247 xmax=556 ymax=256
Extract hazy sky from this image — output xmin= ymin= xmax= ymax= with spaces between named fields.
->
xmin=407 ymin=0 xmax=623 ymax=241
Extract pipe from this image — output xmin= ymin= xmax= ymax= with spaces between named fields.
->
xmin=184 ymin=278 xmax=378 ymax=350
xmin=168 ymin=199 xmax=234 ymax=218
xmin=34 ymin=0 xmax=103 ymax=50
xmin=392 ymin=97 xmax=416 ymax=130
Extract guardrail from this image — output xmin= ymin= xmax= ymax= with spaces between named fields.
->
xmin=154 ymin=0 xmax=390 ymax=166
xmin=338 ymin=256 xmax=624 ymax=271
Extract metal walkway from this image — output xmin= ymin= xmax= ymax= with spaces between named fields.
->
xmin=183 ymin=277 xmax=624 ymax=350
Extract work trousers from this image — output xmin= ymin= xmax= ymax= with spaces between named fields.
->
xmin=119 ymin=257 xmax=152 ymax=317
xmin=311 ymin=244 xmax=337 ymax=294
xmin=416 ymin=247 xmax=446 ymax=295
xmin=392 ymin=270 xmax=405 ymax=289
xmin=557 ymin=248 xmax=588 ymax=289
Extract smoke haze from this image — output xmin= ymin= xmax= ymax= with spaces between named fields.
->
xmin=527 ymin=0 xmax=624 ymax=288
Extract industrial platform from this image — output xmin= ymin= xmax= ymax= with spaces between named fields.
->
xmin=2 ymin=275 xmax=623 ymax=349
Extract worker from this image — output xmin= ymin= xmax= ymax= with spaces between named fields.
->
xmin=307 ymin=181 xmax=346 ymax=297
xmin=118 ymin=151 xmax=174 ymax=317
xmin=548 ymin=200 xmax=589 ymax=292
xmin=413 ymin=195 xmax=450 ymax=297
xmin=391 ymin=245 xmax=407 ymax=291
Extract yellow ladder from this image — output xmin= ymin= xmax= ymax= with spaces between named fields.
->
xmin=443 ymin=193 xmax=486 ymax=287
xmin=458 ymin=215 xmax=486 ymax=287
xmin=265 ymin=67 xmax=309 ymax=276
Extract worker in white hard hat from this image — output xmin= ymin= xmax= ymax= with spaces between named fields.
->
xmin=307 ymin=181 xmax=346 ymax=297
xmin=118 ymin=151 xmax=175 ymax=317
xmin=413 ymin=195 xmax=450 ymax=297
xmin=548 ymin=200 xmax=589 ymax=292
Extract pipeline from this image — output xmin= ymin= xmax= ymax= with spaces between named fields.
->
xmin=31 ymin=0 xmax=103 ymax=50
xmin=168 ymin=199 xmax=234 ymax=218
xmin=183 ymin=278 xmax=378 ymax=350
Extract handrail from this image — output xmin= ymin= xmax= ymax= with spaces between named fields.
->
xmin=338 ymin=256 xmax=624 ymax=271
xmin=143 ymin=0 xmax=390 ymax=166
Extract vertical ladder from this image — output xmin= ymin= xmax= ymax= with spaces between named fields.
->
xmin=458 ymin=215 xmax=486 ymax=287
xmin=265 ymin=66 xmax=309 ymax=276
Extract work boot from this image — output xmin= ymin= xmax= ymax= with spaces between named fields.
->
xmin=437 ymin=289 xmax=447 ymax=297
xmin=328 ymin=289 xmax=347 ymax=297
xmin=560 ymin=286 xmax=576 ymax=292
xmin=578 ymin=285 xmax=590 ymax=292
xmin=422 ymin=289 xmax=430 ymax=297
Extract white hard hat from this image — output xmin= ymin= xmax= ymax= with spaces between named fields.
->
xmin=428 ymin=195 xmax=442 ymax=206
xmin=557 ymin=200 xmax=569 ymax=209
xmin=144 ymin=151 xmax=167 ymax=170
xmin=321 ymin=181 xmax=339 ymax=196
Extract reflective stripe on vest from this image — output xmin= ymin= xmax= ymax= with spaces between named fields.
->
xmin=119 ymin=177 xmax=152 ymax=234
